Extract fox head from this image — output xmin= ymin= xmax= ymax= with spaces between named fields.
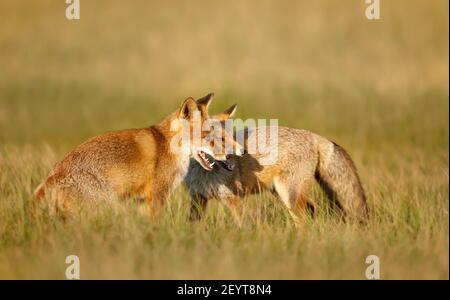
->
xmin=195 ymin=98 xmax=244 ymax=171
xmin=169 ymin=94 xmax=243 ymax=171
xmin=206 ymin=103 xmax=246 ymax=171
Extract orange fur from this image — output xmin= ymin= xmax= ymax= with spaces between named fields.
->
xmin=34 ymin=96 xmax=220 ymax=212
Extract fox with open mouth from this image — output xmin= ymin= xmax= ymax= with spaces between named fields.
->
xmin=34 ymin=93 xmax=243 ymax=214
xmin=185 ymin=103 xmax=369 ymax=226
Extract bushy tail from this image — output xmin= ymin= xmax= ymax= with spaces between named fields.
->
xmin=315 ymin=138 xmax=369 ymax=221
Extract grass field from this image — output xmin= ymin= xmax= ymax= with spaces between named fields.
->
xmin=0 ymin=0 xmax=448 ymax=279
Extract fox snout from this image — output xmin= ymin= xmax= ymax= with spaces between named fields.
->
xmin=217 ymin=148 xmax=244 ymax=172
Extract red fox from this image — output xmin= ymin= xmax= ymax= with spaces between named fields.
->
xmin=34 ymin=94 xmax=243 ymax=212
xmin=185 ymin=106 xmax=369 ymax=225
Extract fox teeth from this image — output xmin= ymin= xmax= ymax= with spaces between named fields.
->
xmin=211 ymin=162 xmax=215 ymax=166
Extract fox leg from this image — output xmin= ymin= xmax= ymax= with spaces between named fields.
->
xmin=222 ymin=196 xmax=243 ymax=227
xmin=273 ymin=177 xmax=313 ymax=226
xmin=292 ymin=193 xmax=315 ymax=218
xmin=189 ymin=194 xmax=208 ymax=222
xmin=141 ymin=185 xmax=170 ymax=218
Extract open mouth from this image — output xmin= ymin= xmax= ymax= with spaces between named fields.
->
xmin=198 ymin=150 xmax=215 ymax=171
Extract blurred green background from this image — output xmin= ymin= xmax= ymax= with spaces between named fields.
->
xmin=0 ymin=0 xmax=448 ymax=279
xmin=0 ymin=0 xmax=447 ymax=153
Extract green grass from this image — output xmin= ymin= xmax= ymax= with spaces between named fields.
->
xmin=0 ymin=0 xmax=448 ymax=279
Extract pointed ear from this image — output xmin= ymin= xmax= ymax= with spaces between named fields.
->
xmin=196 ymin=93 xmax=214 ymax=110
xmin=223 ymin=104 xmax=237 ymax=118
xmin=214 ymin=104 xmax=237 ymax=121
xmin=178 ymin=97 xmax=198 ymax=119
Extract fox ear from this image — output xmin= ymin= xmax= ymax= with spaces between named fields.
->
xmin=196 ymin=93 xmax=214 ymax=110
xmin=224 ymin=104 xmax=237 ymax=118
xmin=178 ymin=97 xmax=198 ymax=119
xmin=214 ymin=104 xmax=237 ymax=121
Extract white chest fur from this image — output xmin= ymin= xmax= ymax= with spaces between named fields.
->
xmin=171 ymin=154 xmax=191 ymax=191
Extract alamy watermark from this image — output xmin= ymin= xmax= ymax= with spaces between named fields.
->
xmin=65 ymin=255 xmax=80 ymax=279
xmin=365 ymin=255 xmax=380 ymax=279
xmin=65 ymin=0 xmax=80 ymax=20
xmin=365 ymin=0 xmax=380 ymax=20
xmin=169 ymin=111 xmax=279 ymax=166
xmin=65 ymin=1 xmax=380 ymax=22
